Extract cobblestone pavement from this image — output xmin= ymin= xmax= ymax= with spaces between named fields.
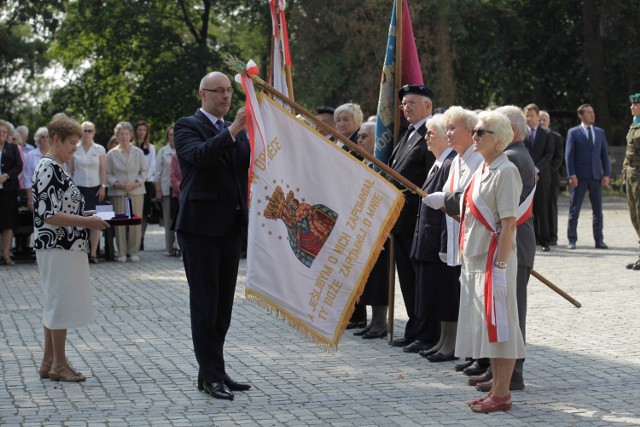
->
xmin=2 ymin=196 xmax=640 ymax=426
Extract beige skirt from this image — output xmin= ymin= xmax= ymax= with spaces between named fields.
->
xmin=36 ymin=249 xmax=95 ymax=329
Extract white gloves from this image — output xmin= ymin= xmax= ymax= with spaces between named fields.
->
xmin=439 ymin=252 xmax=447 ymax=263
xmin=492 ymin=267 xmax=507 ymax=300
xmin=423 ymin=191 xmax=445 ymax=209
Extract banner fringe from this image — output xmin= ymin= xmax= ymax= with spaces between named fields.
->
xmin=246 ymin=292 xmax=338 ymax=353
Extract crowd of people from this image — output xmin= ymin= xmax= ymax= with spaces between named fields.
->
xmin=3 ymin=72 xmax=640 ymax=414
xmin=316 ymin=86 xmax=640 ymax=413
xmin=0 ymin=117 xmax=179 ymax=266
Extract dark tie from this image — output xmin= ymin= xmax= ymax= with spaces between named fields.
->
xmin=429 ymin=165 xmax=439 ymax=177
xmin=587 ymin=126 xmax=594 ymax=147
xmin=215 ymin=119 xmax=225 ymax=132
xmin=529 ymin=128 xmax=535 ymax=146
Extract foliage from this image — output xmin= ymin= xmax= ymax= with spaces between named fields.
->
xmin=0 ymin=0 xmax=65 ymax=127
xmin=1 ymin=0 xmax=639 ymax=147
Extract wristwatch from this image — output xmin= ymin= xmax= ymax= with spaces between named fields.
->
xmin=494 ymin=261 xmax=507 ymax=269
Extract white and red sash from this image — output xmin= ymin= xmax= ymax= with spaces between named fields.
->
xmin=459 ymin=165 xmax=535 ymax=343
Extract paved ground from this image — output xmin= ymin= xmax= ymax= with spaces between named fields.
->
xmin=2 ymin=196 xmax=640 ymax=426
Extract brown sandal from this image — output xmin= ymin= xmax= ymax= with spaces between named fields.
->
xmin=39 ymin=361 xmax=52 ymax=379
xmin=48 ymin=363 xmax=86 ymax=382
xmin=2 ymin=255 xmax=15 ymax=266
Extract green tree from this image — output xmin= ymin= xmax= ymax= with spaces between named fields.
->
xmin=47 ymin=0 xmax=269 ymax=145
xmin=0 ymin=0 xmax=65 ymax=125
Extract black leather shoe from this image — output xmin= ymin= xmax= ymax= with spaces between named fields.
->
xmin=353 ymin=325 xmax=372 ymax=336
xmin=595 ymin=241 xmax=608 ymax=249
xmin=567 ymin=242 xmax=576 ymax=249
xmin=403 ymin=340 xmax=436 ymax=353
xmin=346 ymin=321 xmax=367 ymax=330
xmin=390 ymin=337 xmax=413 ymax=347
xmin=427 ymin=352 xmax=458 ymax=362
xmin=204 ymin=381 xmax=234 ymax=400
xmin=224 ymin=375 xmax=251 ymax=391
xmin=362 ymin=328 xmax=387 ymax=339
xmin=463 ymin=361 xmax=489 ymax=376
xmin=455 ymin=358 xmax=474 ymax=372
xmin=630 ymin=259 xmax=640 ymax=270
xmin=418 ymin=347 xmax=440 ymax=358
xmin=542 ymin=244 xmax=550 ymax=252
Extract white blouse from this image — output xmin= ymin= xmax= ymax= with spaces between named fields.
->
xmin=72 ymin=142 xmax=105 ymax=187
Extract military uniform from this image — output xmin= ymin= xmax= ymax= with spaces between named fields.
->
xmin=623 ymin=92 xmax=640 ymax=269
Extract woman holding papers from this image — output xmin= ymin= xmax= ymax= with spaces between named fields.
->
xmin=32 ymin=117 xmax=109 ymax=382
xmin=456 ymin=111 xmax=525 ymax=413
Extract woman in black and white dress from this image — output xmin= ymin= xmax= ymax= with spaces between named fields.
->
xmin=32 ymin=117 xmax=109 ymax=382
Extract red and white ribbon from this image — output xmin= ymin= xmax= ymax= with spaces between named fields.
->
xmin=459 ymin=165 xmax=535 ymax=343
xmin=236 ymin=60 xmax=268 ymax=182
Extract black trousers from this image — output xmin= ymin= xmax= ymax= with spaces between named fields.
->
xmin=532 ymin=183 xmax=551 ymax=245
xmin=392 ymin=233 xmax=424 ymax=340
xmin=178 ymin=229 xmax=241 ymax=383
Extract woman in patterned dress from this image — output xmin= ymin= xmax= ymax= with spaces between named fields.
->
xmin=32 ymin=117 xmax=110 ymax=382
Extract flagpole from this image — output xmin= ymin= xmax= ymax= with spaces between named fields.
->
xmin=240 ymin=70 xmax=426 ymax=198
xmin=386 ymin=0 xmax=405 ymax=344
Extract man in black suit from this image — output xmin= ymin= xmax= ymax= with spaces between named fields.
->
xmin=540 ymin=110 xmax=565 ymax=246
xmin=523 ymin=103 xmax=554 ymax=252
xmin=174 ymin=71 xmax=251 ymax=401
xmin=386 ymin=84 xmax=436 ymax=353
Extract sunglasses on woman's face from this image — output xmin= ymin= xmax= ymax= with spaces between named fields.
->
xmin=472 ymin=129 xmax=494 ymax=137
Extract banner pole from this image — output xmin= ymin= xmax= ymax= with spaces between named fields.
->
xmin=530 ymin=269 xmax=581 ymax=308
xmin=240 ymin=70 xmax=426 ymax=198
xmin=386 ymin=238 xmax=396 ymax=343
xmin=386 ymin=0 xmax=405 ymax=346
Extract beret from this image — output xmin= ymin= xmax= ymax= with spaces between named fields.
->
xmin=316 ymin=106 xmax=335 ymax=115
xmin=398 ymin=84 xmax=434 ymax=101
xmin=630 ymin=93 xmax=640 ymax=103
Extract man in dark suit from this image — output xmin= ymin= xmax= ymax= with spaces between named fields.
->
xmin=470 ymin=106 xmax=538 ymax=392
xmin=565 ymin=103 xmax=611 ymax=249
xmin=540 ymin=111 xmax=565 ymax=246
xmin=386 ymin=84 xmax=436 ymax=353
xmin=523 ymin=103 xmax=554 ymax=252
xmin=174 ymin=71 xmax=251 ymax=401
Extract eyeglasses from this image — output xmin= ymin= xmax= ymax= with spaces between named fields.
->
xmin=472 ymin=129 xmax=494 ymax=137
xmin=357 ymin=133 xmax=369 ymax=139
xmin=84 ymin=129 xmax=95 ymax=133
xmin=399 ymin=101 xmax=417 ymax=109
xmin=203 ymin=88 xmax=234 ymax=95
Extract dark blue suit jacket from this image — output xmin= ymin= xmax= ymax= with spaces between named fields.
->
xmin=565 ymin=125 xmax=610 ymax=180
xmin=410 ymin=149 xmax=456 ymax=263
xmin=174 ymin=109 xmax=250 ymax=237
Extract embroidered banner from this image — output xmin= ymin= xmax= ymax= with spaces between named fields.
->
xmin=245 ymin=94 xmax=404 ymax=351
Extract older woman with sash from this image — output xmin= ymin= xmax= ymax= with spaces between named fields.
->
xmin=411 ymin=114 xmax=458 ymax=360
xmin=457 ymin=111 xmax=525 ymax=413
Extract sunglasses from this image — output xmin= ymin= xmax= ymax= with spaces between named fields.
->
xmin=472 ymin=129 xmax=494 ymax=137
xmin=84 ymin=129 xmax=95 ymax=133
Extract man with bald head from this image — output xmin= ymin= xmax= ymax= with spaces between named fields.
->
xmin=174 ymin=71 xmax=251 ymax=401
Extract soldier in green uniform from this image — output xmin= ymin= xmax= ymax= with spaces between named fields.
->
xmin=624 ymin=93 xmax=640 ymax=270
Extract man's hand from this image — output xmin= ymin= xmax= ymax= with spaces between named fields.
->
xmin=601 ymin=176 xmax=610 ymax=187
xmin=569 ymin=176 xmax=579 ymax=188
xmin=228 ymin=107 xmax=247 ymax=138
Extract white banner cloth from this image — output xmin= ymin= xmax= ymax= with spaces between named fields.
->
xmin=245 ymin=95 xmax=404 ymax=351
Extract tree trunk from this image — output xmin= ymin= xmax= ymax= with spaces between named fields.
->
xmin=433 ymin=3 xmax=456 ymax=107
xmin=582 ymin=0 xmax=611 ymax=135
